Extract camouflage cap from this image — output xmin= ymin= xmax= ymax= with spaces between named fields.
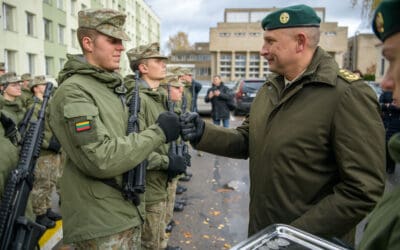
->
xmin=29 ymin=75 xmax=46 ymax=90
xmin=261 ymin=4 xmax=321 ymax=31
xmin=21 ymin=73 xmax=32 ymax=81
xmin=0 ymin=72 xmax=21 ymax=86
xmin=372 ymin=0 xmax=400 ymax=42
xmin=181 ymin=68 xmax=193 ymax=75
xmin=78 ymin=8 xmax=130 ymax=41
xmin=160 ymin=73 xmax=184 ymax=88
xmin=126 ymin=42 xmax=168 ymax=62
xmin=0 ymin=62 xmax=5 ymax=71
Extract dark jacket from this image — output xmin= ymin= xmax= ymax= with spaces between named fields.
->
xmin=196 ymin=47 xmax=385 ymax=243
xmin=379 ymin=91 xmax=400 ymax=140
xmin=205 ymin=83 xmax=232 ymax=120
xmin=190 ymin=80 xmax=202 ymax=112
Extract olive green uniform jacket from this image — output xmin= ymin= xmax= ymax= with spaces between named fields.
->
xmin=357 ymin=187 xmax=400 ymax=250
xmin=125 ymin=76 xmax=170 ymax=205
xmin=20 ymin=88 xmax=33 ymax=109
xmin=48 ymin=54 xmax=167 ymax=243
xmin=0 ymin=95 xmax=26 ymax=125
xmin=195 ymin=47 xmax=386 ymax=241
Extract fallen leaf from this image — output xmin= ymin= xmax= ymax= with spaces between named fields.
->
xmin=224 ymin=243 xmax=232 ymax=249
xmin=202 ymin=235 xmax=210 ymax=239
xmin=183 ymin=232 xmax=192 ymax=238
xmin=217 ymin=224 xmax=225 ymax=229
xmin=216 ymin=188 xmax=232 ymax=193
xmin=209 ymin=210 xmax=221 ymax=216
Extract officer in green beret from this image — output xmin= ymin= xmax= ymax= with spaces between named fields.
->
xmin=180 ymin=4 xmax=385 ymax=245
xmin=47 ymin=9 xmax=181 ymax=249
xmin=357 ymin=1 xmax=400 ymax=249
xmin=126 ymin=43 xmax=186 ymax=250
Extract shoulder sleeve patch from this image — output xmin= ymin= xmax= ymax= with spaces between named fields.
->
xmin=338 ymin=69 xmax=361 ymax=83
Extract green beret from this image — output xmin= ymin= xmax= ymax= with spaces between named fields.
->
xmin=372 ymin=0 xmax=400 ymax=42
xmin=78 ymin=8 xmax=130 ymax=41
xmin=261 ymin=4 xmax=321 ymax=31
xmin=126 ymin=42 xmax=168 ymax=62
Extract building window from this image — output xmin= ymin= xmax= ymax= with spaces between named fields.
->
xmin=219 ymin=32 xmax=231 ymax=37
xmin=58 ymin=24 xmax=65 ymax=44
xmin=27 ymin=53 xmax=36 ymax=74
xmin=3 ymin=3 xmax=16 ymax=31
xmin=249 ymin=32 xmax=261 ymax=37
xmin=249 ymin=53 xmax=260 ymax=78
xmin=324 ymin=31 xmax=337 ymax=36
xmin=234 ymin=32 xmax=246 ymax=37
xmin=43 ymin=0 xmax=51 ymax=4
xmin=26 ymin=12 xmax=35 ymax=36
xmin=220 ymin=53 xmax=232 ymax=78
xmin=4 ymin=49 xmax=17 ymax=72
xmin=57 ymin=0 xmax=64 ymax=10
xmin=235 ymin=53 xmax=246 ymax=78
xmin=45 ymin=56 xmax=54 ymax=76
xmin=44 ymin=18 xmax=52 ymax=41
xmin=71 ymin=29 xmax=78 ymax=48
xmin=71 ymin=0 xmax=77 ymax=15
xmin=60 ymin=58 xmax=66 ymax=69
xmin=81 ymin=3 xmax=87 ymax=10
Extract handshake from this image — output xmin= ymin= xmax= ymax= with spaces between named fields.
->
xmin=156 ymin=111 xmax=205 ymax=144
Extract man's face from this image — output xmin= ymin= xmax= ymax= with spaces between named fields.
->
xmin=140 ymin=58 xmax=167 ymax=81
xmin=0 ymin=70 xmax=5 ymax=76
xmin=89 ymin=33 xmax=125 ymax=71
xmin=34 ymin=84 xmax=47 ymax=96
xmin=213 ymin=76 xmax=221 ymax=86
xmin=260 ymin=28 xmax=297 ymax=75
xmin=380 ymin=33 xmax=400 ymax=106
xmin=3 ymin=82 xmax=22 ymax=98
xmin=170 ymin=84 xmax=183 ymax=102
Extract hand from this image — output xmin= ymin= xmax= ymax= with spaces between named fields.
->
xmin=180 ymin=112 xmax=205 ymax=144
xmin=184 ymin=152 xmax=191 ymax=167
xmin=0 ymin=112 xmax=17 ymax=140
xmin=214 ymin=90 xmax=220 ymax=96
xmin=156 ymin=111 xmax=180 ymax=143
xmin=208 ymin=92 xmax=214 ymax=98
xmin=167 ymin=154 xmax=187 ymax=179
xmin=48 ymin=135 xmax=61 ymax=153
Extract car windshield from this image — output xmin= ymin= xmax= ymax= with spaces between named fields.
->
xmin=242 ymin=80 xmax=264 ymax=92
xmin=198 ymin=85 xmax=210 ymax=96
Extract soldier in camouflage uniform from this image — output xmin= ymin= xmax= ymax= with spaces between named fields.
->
xmin=0 ymin=62 xmax=5 ymax=76
xmin=0 ymin=72 xmax=25 ymax=127
xmin=47 ymin=9 xmax=180 ymax=248
xmin=126 ymin=43 xmax=186 ymax=250
xmin=28 ymin=75 xmax=62 ymax=229
xmin=20 ymin=73 xmax=34 ymax=109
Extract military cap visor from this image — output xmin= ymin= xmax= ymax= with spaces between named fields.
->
xmin=372 ymin=0 xmax=400 ymax=42
xmin=262 ymin=4 xmax=321 ymax=30
xmin=79 ymin=9 xmax=130 ymax=41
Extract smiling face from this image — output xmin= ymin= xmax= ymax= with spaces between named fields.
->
xmin=380 ymin=33 xmax=400 ymax=106
xmin=84 ymin=32 xmax=125 ymax=71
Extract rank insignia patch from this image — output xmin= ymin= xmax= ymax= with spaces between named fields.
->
xmin=75 ymin=120 xmax=91 ymax=132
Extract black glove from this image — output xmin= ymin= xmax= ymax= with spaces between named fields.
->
xmin=48 ymin=135 xmax=61 ymax=153
xmin=1 ymin=112 xmax=18 ymax=141
xmin=184 ymin=152 xmax=191 ymax=167
xmin=180 ymin=112 xmax=205 ymax=144
xmin=167 ymin=154 xmax=187 ymax=179
xmin=156 ymin=111 xmax=180 ymax=143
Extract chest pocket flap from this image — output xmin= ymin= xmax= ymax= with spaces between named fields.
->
xmin=63 ymin=102 xmax=99 ymax=146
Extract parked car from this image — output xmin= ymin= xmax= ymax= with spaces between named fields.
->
xmin=365 ymin=81 xmax=382 ymax=99
xmin=233 ymin=78 xmax=265 ymax=115
xmin=197 ymin=84 xmax=212 ymax=115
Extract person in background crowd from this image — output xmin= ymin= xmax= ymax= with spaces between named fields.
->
xmin=0 ymin=72 xmax=26 ymax=128
xmin=20 ymin=73 xmax=34 ymax=108
xmin=379 ymin=90 xmax=400 ymax=174
xmin=357 ymin=0 xmax=400 ymax=249
xmin=205 ymin=75 xmax=233 ymax=128
xmin=126 ymin=43 xmax=186 ymax=250
xmin=0 ymin=62 xmax=5 ymax=76
xmin=180 ymin=4 xmax=385 ymax=246
xmin=47 ymin=9 xmax=180 ymax=249
xmin=28 ymin=75 xmax=62 ymax=229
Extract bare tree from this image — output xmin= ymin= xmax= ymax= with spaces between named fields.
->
xmin=351 ymin=0 xmax=382 ymax=18
xmin=166 ymin=31 xmax=193 ymax=52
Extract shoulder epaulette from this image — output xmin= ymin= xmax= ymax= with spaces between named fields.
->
xmin=338 ymin=69 xmax=361 ymax=83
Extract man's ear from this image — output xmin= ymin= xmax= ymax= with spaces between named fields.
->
xmin=296 ymin=33 xmax=307 ymax=52
xmin=82 ymin=36 xmax=94 ymax=53
xmin=139 ymin=63 xmax=148 ymax=74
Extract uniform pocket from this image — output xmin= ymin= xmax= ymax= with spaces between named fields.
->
xmin=64 ymin=102 xmax=99 ymax=146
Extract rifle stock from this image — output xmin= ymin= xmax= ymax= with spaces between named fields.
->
xmin=0 ymin=82 xmax=53 ymax=250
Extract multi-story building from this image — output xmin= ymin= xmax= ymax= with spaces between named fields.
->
xmin=344 ymin=33 xmax=381 ymax=76
xmin=169 ymin=42 xmax=211 ymax=81
xmin=0 ymin=0 xmax=160 ymax=78
xmin=209 ymin=8 xmax=348 ymax=82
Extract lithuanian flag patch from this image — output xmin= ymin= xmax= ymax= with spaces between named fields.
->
xmin=75 ymin=120 xmax=91 ymax=132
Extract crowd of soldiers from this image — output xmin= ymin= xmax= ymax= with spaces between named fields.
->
xmin=1 ymin=0 xmax=400 ymax=249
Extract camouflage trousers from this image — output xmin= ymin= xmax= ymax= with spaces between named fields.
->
xmin=31 ymin=153 xmax=62 ymax=215
xmin=161 ymin=178 xmax=179 ymax=249
xmin=141 ymin=200 xmax=167 ymax=250
xmin=74 ymin=226 xmax=141 ymax=250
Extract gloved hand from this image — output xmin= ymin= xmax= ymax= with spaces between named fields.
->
xmin=48 ymin=135 xmax=61 ymax=153
xmin=184 ymin=152 xmax=191 ymax=167
xmin=167 ymin=154 xmax=187 ymax=179
xmin=0 ymin=112 xmax=18 ymax=141
xmin=180 ymin=112 xmax=205 ymax=144
xmin=156 ymin=111 xmax=180 ymax=143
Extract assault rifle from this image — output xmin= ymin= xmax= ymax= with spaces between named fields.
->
xmin=18 ymin=97 xmax=39 ymax=141
xmin=0 ymin=82 xmax=53 ymax=250
xmin=180 ymin=96 xmax=191 ymax=167
xmin=122 ymin=70 xmax=146 ymax=206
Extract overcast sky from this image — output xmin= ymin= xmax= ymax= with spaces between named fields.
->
xmin=145 ymin=0 xmax=370 ymax=53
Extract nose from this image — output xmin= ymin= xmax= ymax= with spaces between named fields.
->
xmin=260 ymin=43 xmax=269 ymax=57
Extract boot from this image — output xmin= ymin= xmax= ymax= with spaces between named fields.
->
xmin=166 ymin=246 xmax=182 ymax=250
xmin=175 ymin=185 xmax=187 ymax=194
xmin=178 ymin=174 xmax=191 ymax=182
xmin=175 ymin=197 xmax=187 ymax=206
xmin=36 ymin=214 xmax=56 ymax=229
xmin=174 ymin=201 xmax=184 ymax=212
xmin=165 ymin=220 xmax=175 ymax=233
xmin=47 ymin=208 xmax=62 ymax=221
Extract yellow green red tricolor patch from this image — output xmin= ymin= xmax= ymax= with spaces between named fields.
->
xmin=75 ymin=120 xmax=91 ymax=132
